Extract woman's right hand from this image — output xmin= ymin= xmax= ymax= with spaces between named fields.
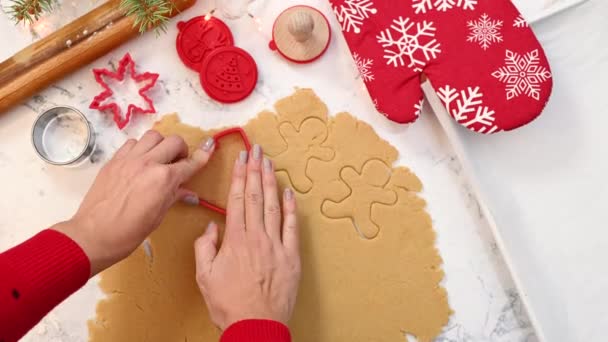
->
xmin=54 ymin=130 xmax=215 ymax=276
xmin=194 ymin=145 xmax=301 ymax=330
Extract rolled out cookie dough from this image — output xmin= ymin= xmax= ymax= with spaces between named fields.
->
xmin=89 ymin=89 xmax=452 ymax=342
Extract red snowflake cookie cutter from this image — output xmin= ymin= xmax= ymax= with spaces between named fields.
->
xmin=90 ymin=53 xmax=159 ymax=129
xmin=197 ymin=127 xmax=252 ymax=215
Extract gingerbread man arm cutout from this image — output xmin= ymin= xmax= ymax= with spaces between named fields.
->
xmin=322 ymin=159 xmax=397 ymax=239
xmin=274 ymin=118 xmax=335 ymax=193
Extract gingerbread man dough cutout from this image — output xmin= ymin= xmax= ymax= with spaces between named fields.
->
xmin=91 ymin=90 xmax=452 ymax=342
xmin=273 ymin=118 xmax=335 ymax=193
xmin=322 ymin=159 xmax=397 ymax=239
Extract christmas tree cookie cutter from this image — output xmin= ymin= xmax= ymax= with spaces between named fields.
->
xmin=196 ymin=126 xmax=252 ymax=215
xmin=199 ymin=46 xmax=258 ymax=103
xmin=90 ymin=53 xmax=159 ymax=129
xmin=175 ymin=15 xmax=258 ymax=103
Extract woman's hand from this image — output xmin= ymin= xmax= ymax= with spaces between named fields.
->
xmin=194 ymin=145 xmax=301 ymax=330
xmin=54 ymin=130 xmax=215 ymax=276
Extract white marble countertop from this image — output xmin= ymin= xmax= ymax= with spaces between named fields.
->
xmin=441 ymin=1 xmax=608 ymax=341
xmin=1 ymin=0 xmax=591 ymax=341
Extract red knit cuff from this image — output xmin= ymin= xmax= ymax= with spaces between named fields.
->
xmin=0 ymin=229 xmax=90 ymax=318
xmin=220 ymin=319 xmax=291 ymax=342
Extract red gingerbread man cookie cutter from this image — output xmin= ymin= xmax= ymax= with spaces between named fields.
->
xmin=196 ymin=127 xmax=252 ymax=215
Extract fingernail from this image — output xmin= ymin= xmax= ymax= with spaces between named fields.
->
xmin=202 ymin=137 xmax=215 ymax=151
xmin=263 ymin=158 xmax=272 ymax=171
xmin=183 ymin=195 xmax=199 ymax=206
xmin=252 ymin=144 xmax=262 ymax=160
xmin=239 ymin=150 xmax=248 ymax=164
xmin=284 ymin=188 xmax=294 ymax=200
xmin=204 ymin=221 xmax=217 ymax=237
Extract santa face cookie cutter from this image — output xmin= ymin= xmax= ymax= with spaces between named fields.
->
xmin=176 ymin=16 xmax=234 ymax=72
xmin=196 ymin=127 xmax=252 ymax=215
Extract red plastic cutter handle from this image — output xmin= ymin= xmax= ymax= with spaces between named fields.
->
xmin=213 ymin=127 xmax=252 ymax=151
xmin=198 ymin=199 xmax=227 ymax=216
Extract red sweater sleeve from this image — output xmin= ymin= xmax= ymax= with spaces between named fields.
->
xmin=0 ymin=229 xmax=90 ymax=342
xmin=221 ymin=320 xmax=292 ymax=342
xmin=0 ymin=230 xmax=289 ymax=342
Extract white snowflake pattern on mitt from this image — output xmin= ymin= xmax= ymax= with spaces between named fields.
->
xmin=467 ymin=13 xmax=503 ymax=50
xmin=438 ymin=85 xmax=500 ymax=134
xmin=492 ymin=49 xmax=552 ymax=100
xmin=412 ymin=0 xmax=477 ymax=14
xmin=353 ymin=52 xmax=375 ymax=82
xmin=414 ymin=99 xmax=424 ymax=117
xmin=376 ymin=16 xmax=441 ymax=72
xmin=513 ymin=15 xmax=528 ymax=28
xmin=333 ymin=0 xmax=378 ymax=34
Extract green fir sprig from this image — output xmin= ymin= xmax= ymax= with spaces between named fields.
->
xmin=120 ymin=0 xmax=176 ymax=34
xmin=8 ymin=0 xmax=177 ymax=34
xmin=8 ymin=0 xmax=55 ymax=24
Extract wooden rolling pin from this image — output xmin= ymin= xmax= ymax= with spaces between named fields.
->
xmin=0 ymin=0 xmax=197 ymax=114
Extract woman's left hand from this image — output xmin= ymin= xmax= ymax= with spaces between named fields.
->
xmin=54 ymin=130 xmax=215 ymax=276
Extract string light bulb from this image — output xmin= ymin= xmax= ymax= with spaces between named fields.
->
xmin=249 ymin=13 xmax=263 ymax=32
xmin=216 ymin=0 xmax=249 ymax=19
xmin=205 ymin=1 xmax=266 ymax=36
xmin=204 ymin=10 xmax=214 ymax=21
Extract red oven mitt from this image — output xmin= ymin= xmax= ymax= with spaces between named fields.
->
xmin=330 ymin=0 xmax=553 ymax=134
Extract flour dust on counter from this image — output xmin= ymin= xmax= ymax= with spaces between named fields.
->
xmin=89 ymin=89 xmax=451 ymax=342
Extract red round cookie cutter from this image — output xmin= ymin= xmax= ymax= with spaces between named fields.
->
xmin=200 ymin=46 xmax=258 ymax=103
xmin=176 ymin=16 xmax=234 ymax=71
xmin=197 ymin=127 xmax=252 ymax=215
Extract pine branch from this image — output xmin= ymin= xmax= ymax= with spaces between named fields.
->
xmin=120 ymin=0 xmax=177 ymax=35
xmin=8 ymin=0 xmax=56 ymax=24
xmin=8 ymin=0 xmax=178 ymax=35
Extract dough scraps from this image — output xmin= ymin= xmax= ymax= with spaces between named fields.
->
xmin=89 ymin=89 xmax=452 ymax=342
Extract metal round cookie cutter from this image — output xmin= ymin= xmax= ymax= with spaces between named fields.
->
xmin=32 ymin=106 xmax=96 ymax=166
